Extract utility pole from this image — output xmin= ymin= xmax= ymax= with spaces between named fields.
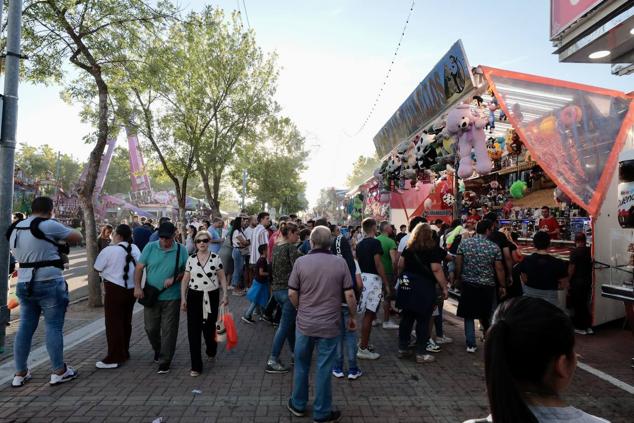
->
xmin=0 ymin=0 xmax=24 ymax=352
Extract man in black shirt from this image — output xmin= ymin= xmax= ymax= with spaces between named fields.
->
xmin=484 ymin=212 xmax=513 ymax=296
xmin=355 ymin=218 xmax=391 ymax=360
xmin=568 ymin=233 xmax=593 ymax=334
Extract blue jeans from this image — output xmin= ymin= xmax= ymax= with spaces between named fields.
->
xmin=291 ymin=331 xmax=338 ymax=420
xmin=269 ymin=290 xmax=296 ymax=360
xmin=434 ymin=303 xmax=444 ymax=337
xmin=231 ymin=248 xmax=244 ymax=287
xmin=244 ymin=302 xmax=261 ymax=319
xmin=14 ymin=278 xmax=69 ymax=373
xmin=334 ymin=307 xmax=357 ymax=370
xmin=464 ymin=316 xmax=491 ymax=348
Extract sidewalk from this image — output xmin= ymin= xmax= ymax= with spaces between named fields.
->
xmin=0 ymin=295 xmax=631 ymax=423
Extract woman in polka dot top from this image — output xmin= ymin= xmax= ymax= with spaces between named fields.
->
xmin=181 ymin=230 xmax=228 ymax=377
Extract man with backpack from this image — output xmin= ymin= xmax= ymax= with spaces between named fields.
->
xmin=7 ymin=197 xmax=82 ymax=387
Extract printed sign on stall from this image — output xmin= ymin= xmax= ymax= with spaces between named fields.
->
xmin=550 ymin=0 xmax=604 ymax=39
xmin=373 ymin=40 xmax=474 ymax=157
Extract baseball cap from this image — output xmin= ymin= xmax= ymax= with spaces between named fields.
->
xmin=158 ymin=222 xmax=176 ymax=238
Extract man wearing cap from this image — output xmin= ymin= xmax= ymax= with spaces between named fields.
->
xmin=134 ymin=222 xmax=188 ymax=374
xmin=149 ymin=216 xmax=172 ymax=243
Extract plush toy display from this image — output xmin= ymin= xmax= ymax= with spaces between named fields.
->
xmin=446 ymin=103 xmax=492 ymax=179
xmin=487 ymin=137 xmax=503 ymax=160
xmin=487 ymin=98 xmax=498 ymax=132
xmin=507 ymin=130 xmax=523 ymax=155
xmin=510 ymin=180 xmax=528 ymax=199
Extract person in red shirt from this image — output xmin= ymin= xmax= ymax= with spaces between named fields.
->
xmin=538 ymin=206 xmax=560 ymax=239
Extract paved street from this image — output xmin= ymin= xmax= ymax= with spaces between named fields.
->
xmin=0 ymin=287 xmax=632 ymax=423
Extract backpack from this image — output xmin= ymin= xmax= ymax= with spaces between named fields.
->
xmin=5 ymin=217 xmax=69 ymax=281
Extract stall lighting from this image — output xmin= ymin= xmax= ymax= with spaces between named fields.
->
xmin=504 ymin=94 xmax=567 ymax=109
xmin=588 ymin=50 xmax=610 ymax=59
xmin=630 ymin=27 xmax=634 ymax=35
xmin=495 ymin=84 xmax=573 ymax=102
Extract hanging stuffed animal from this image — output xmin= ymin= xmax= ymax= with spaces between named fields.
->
xmin=446 ymin=104 xmax=492 ymax=179
xmin=487 ymin=98 xmax=499 ymax=132
xmin=507 ymin=130 xmax=523 ymax=155
xmin=510 ymin=180 xmax=528 ymax=199
xmin=386 ymin=155 xmax=402 ymax=190
xmin=487 ymin=137 xmax=503 ymax=160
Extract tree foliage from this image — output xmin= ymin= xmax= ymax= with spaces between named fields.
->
xmin=232 ymin=117 xmax=308 ymax=214
xmin=21 ymin=0 xmax=173 ymax=307
xmin=346 ymin=154 xmax=381 ymax=188
xmin=15 ymin=144 xmax=82 ymax=192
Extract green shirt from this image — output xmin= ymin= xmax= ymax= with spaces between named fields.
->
xmin=139 ymin=241 xmax=188 ymax=301
xmin=376 ymin=234 xmax=397 ymax=275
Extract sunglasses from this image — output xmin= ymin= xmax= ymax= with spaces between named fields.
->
xmin=196 ymin=239 xmax=210 ymax=244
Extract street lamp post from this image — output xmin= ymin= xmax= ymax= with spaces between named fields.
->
xmin=0 ymin=0 xmax=24 ymax=352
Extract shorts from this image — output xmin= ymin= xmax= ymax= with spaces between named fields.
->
xmin=359 ymin=273 xmax=383 ymax=314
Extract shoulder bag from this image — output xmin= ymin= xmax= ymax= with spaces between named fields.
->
xmin=139 ymin=244 xmax=181 ymax=307
xmin=396 ymin=249 xmax=437 ymax=312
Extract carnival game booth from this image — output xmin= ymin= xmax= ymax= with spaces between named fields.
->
xmin=360 ymin=39 xmax=634 ymax=326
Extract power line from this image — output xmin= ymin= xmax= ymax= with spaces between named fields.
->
xmin=352 ymin=0 xmax=415 ymax=136
xmin=242 ymin=0 xmax=251 ymax=29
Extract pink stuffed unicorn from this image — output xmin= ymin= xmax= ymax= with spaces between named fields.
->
xmin=446 ymin=103 xmax=492 ymax=179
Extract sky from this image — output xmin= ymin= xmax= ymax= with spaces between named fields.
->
xmin=17 ymin=0 xmax=633 ymax=206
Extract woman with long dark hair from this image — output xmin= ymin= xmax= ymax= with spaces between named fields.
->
xmin=396 ymin=223 xmax=449 ymax=364
xmin=484 ymin=297 xmax=608 ymax=422
xmin=185 ymin=224 xmax=197 ymax=255
xmin=93 ymin=224 xmax=141 ymax=369
xmin=97 ymin=224 xmax=113 ymax=252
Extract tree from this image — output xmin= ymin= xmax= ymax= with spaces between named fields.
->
xmin=346 ymin=154 xmax=381 ymax=188
xmin=125 ymin=7 xmax=268 ymax=225
xmin=22 ymin=0 xmax=172 ymax=306
xmin=232 ymin=117 xmax=308 ymax=214
xmin=102 ymin=147 xmax=132 ymax=194
xmin=193 ymin=9 xmax=278 ymax=217
xmin=15 ymin=144 xmax=81 ymax=192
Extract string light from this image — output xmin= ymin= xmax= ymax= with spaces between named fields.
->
xmin=351 ymin=0 xmax=415 ymax=136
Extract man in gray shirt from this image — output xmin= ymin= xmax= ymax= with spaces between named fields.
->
xmin=287 ymin=226 xmax=357 ymax=423
xmin=8 ymin=196 xmax=82 ymax=387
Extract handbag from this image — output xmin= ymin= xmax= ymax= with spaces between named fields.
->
xmin=139 ymin=244 xmax=181 ymax=307
xmin=396 ymin=249 xmax=437 ymax=312
xmin=216 ymin=304 xmax=227 ymax=343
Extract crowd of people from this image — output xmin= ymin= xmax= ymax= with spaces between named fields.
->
xmin=6 ymin=196 xmax=605 ymax=423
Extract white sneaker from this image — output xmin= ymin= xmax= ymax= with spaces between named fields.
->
xmin=95 ymin=361 xmax=119 ymax=369
xmin=50 ymin=365 xmax=78 ymax=385
xmin=11 ymin=370 xmax=31 ymax=387
xmin=575 ymin=329 xmax=588 ymax=335
xmin=357 ymin=347 xmax=380 ymax=360
xmin=586 ymin=328 xmax=594 ymax=335
xmin=382 ymin=320 xmax=399 ymax=330
xmin=466 ymin=346 xmax=477 ymax=354
xmin=435 ymin=335 xmax=453 ymax=345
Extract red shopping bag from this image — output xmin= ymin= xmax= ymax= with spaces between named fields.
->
xmin=223 ymin=307 xmax=238 ymax=351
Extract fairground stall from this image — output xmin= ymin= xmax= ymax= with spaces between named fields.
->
xmin=349 ymin=39 xmax=634 ymax=326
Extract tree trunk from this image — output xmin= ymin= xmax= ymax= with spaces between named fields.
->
xmin=200 ymin=169 xmax=215 ymax=214
xmin=80 ymin=198 xmax=102 ymax=307
xmin=178 ymin=193 xmax=187 ymax=229
xmin=209 ymin=173 xmax=222 ymax=218
xmin=77 ymin=75 xmax=109 ymax=307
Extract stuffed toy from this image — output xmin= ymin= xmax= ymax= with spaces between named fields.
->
xmin=559 ymin=105 xmax=582 ymax=128
xmin=400 ymin=161 xmax=418 ymax=189
xmin=463 ymin=191 xmax=478 ymax=208
xmin=487 ymin=137 xmax=503 ymax=160
xmin=487 ymin=98 xmax=498 ymax=132
xmin=507 ymin=130 xmax=522 ymax=155
xmin=510 ymin=180 xmax=528 ymax=199
xmin=446 ymin=104 xmax=492 ymax=179
xmin=386 ymin=155 xmax=402 ymax=188
xmin=415 ymin=135 xmax=438 ymax=170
